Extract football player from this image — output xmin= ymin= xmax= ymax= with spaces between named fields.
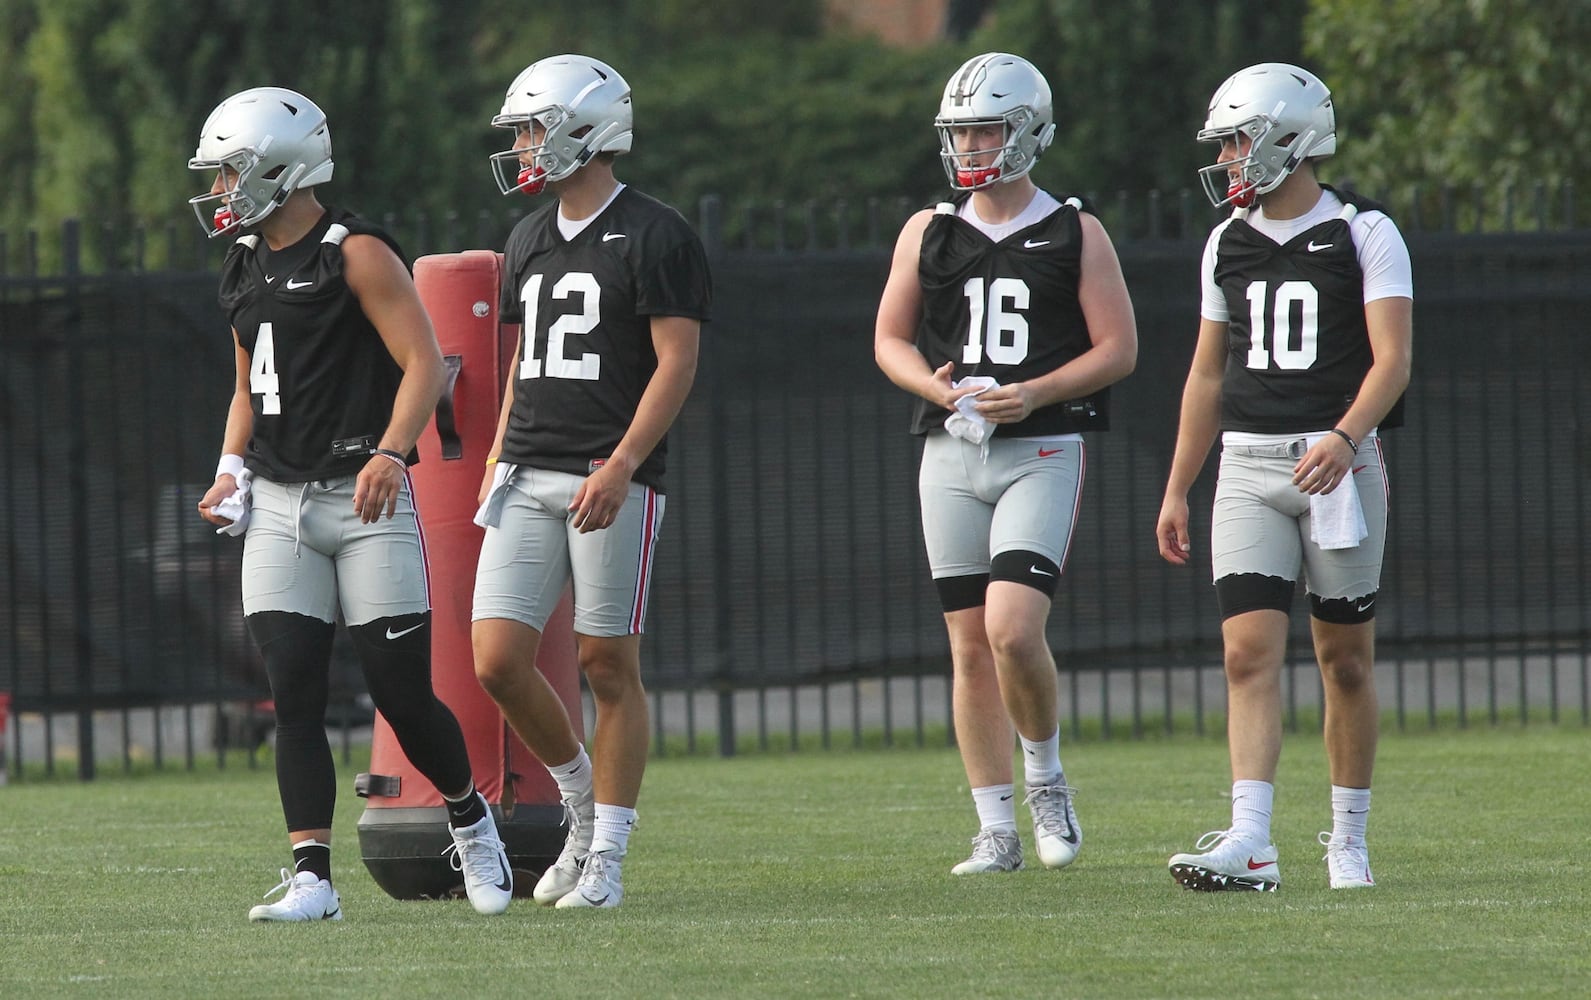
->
xmin=1156 ymin=63 xmax=1413 ymax=891
xmin=192 ymin=87 xmax=513 ymax=920
xmin=874 ymin=53 xmax=1138 ymax=877
xmin=471 ymin=55 xmax=712 ymax=909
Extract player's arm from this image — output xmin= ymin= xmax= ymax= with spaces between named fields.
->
xmin=975 ymin=213 xmax=1138 ymax=422
xmin=1342 ymin=296 xmax=1413 ymax=443
xmin=197 ymin=331 xmax=255 ymax=525
xmin=568 ymin=313 xmax=701 ymax=533
xmin=873 ymin=209 xmax=976 ymax=411
xmin=1156 ymin=316 xmax=1227 ymax=565
xmin=343 ymin=233 xmax=447 ymax=522
xmin=1290 ymin=295 xmax=1412 ymax=497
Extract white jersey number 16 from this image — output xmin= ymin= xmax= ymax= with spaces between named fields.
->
xmin=961 ymin=276 xmax=1030 ymax=365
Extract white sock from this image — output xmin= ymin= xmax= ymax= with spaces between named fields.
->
xmin=1230 ymin=779 xmax=1274 ymax=844
xmin=591 ymin=804 xmax=637 ymax=857
xmin=1331 ymin=785 xmax=1371 ymax=843
xmin=970 ymin=784 xmax=1018 ymax=832
xmin=1019 ymin=729 xmax=1063 ymax=787
xmin=546 ymin=746 xmax=592 ymax=800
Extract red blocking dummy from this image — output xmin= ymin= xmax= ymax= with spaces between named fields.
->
xmin=356 ymin=250 xmax=583 ymax=899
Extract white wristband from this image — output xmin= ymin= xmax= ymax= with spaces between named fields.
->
xmin=216 ymin=453 xmax=246 ymax=481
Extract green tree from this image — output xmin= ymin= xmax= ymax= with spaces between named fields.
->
xmin=1306 ymin=0 xmax=1590 ymax=230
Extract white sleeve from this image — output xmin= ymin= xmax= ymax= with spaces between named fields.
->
xmin=1198 ymin=219 xmax=1235 ymax=322
xmin=1352 ymin=211 xmax=1414 ymax=303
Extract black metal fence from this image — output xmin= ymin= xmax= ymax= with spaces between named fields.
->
xmin=2 ymin=190 xmax=1587 ymax=778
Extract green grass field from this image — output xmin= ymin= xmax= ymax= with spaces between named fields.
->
xmin=2 ymin=724 xmax=1587 ymax=999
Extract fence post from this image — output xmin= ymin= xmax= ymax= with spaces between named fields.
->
xmin=701 ymin=193 xmax=735 ymax=756
xmin=61 ymin=220 xmax=96 ymax=780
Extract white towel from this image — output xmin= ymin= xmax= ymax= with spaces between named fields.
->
xmin=1310 ymin=476 xmax=1368 ymax=549
xmin=473 ymin=461 xmax=516 ymax=529
xmin=212 ymin=468 xmax=253 ymax=537
xmin=943 ymin=376 xmax=999 ymax=451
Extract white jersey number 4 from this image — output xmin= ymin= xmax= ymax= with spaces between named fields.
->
xmin=1243 ymin=279 xmax=1319 ymax=370
xmin=250 ymin=323 xmax=282 ymax=414
xmin=519 ymin=272 xmax=601 ymax=381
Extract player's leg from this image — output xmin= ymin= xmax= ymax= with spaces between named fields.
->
xmin=553 ymin=478 xmax=665 ymax=909
xmin=240 ymin=476 xmax=343 ymax=922
xmin=985 ymin=437 xmax=1086 ymax=869
xmin=1170 ymin=443 xmax=1300 ymax=891
xmin=335 ymin=473 xmax=511 ymax=914
xmin=1303 ymin=441 xmax=1389 ymax=888
xmin=471 ymin=466 xmax=589 ymax=904
xmin=919 ymin=432 xmax=1021 ymax=874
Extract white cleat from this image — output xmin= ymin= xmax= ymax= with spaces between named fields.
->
xmin=950 ymin=827 xmax=1024 ymax=875
xmin=1319 ymin=831 xmax=1375 ymax=889
xmin=1169 ymin=830 xmax=1280 ymax=892
xmin=445 ymin=798 xmax=514 ymax=915
xmin=248 ymin=868 xmax=343 ymax=922
xmin=554 ymin=850 xmax=624 ymax=909
xmin=1025 ymin=782 xmax=1082 ymax=869
xmin=534 ymin=783 xmax=596 ymax=905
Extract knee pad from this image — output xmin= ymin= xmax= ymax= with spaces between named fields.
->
xmin=935 ymin=574 xmax=989 ymax=613
xmin=1311 ymin=591 xmax=1378 ymax=625
xmin=1215 ymin=573 xmax=1295 ymax=620
xmin=990 ymin=549 xmax=1060 ymax=598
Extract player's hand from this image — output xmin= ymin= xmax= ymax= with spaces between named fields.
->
xmin=1156 ymin=495 xmax=1193 ymax=566
xmin=929 ymin=361 xmax=985 ymax=411
xmin=569 ymin=459 xmax=633 ymax=533
xmin=1292 ymin=435 xmax=1356 ymax=496
xmin=478 ymin=463 xmax=497 ymax=506
xmin=974 ymin=381 xmax=1037 ymax=424
xmin=353 ymin=455 xmax=405 ymax=523
xmin=197 ymin=475 xmax=239 ymax=527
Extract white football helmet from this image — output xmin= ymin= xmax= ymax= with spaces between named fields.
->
xmin=187 ymin=87 xmax=334 ymax=237
xmin=934 ymin=53 xmax=1056 ymax=191
xmin=1196 ymin=63 xmax=1336 ymax=209
xmin=489 ymin=54 xmax=633 ymax=196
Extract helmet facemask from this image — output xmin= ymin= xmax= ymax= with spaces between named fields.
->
xmin=936 ymin=113 xmax=1036 ymax=191
xmin=1196 ymin=113 xmax=1320 ymax=209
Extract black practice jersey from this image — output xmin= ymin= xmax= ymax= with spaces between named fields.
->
xmin=498 ymin=187 xmax=712 ymax=493
xmin=217 ymin=207 xmax=412 ymax=482
xmin=910 ymin=194 xmax=1109 ymax=437
xmin=1214 ymin=188 xmax=1404 ymax=433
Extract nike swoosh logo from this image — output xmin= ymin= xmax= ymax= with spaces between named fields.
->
xmin=1037 ymin=447 xmax=1062 ymax=458
xmin=386 ymin=623 xmax=424 ymax=640
xmin=496 ymin=859 xmax=512 ymax=893
xmin=285 ymin=279 xmax=314 ymax=289
xmin=1246 ymin=858 xmax=1273 ymax=871
xmin=1307 ymin=241 xmax=1334 ymax=252
xmin=1023 ymin=239 xmax=1050 ymax=248
xmin=1352 ymin=465 xmax=1366 ymax=474
xmin=1000 ymin=794 xmax=1013 ymax=801
xmin=265 ymin=275 xmax=276 ymax=283
xmin=1030 ymin=566 xmax=1056 ymax=577
xmin=1355 ymin=599 xmax=1375 ymax=613
xmin=602 ymin=232 xmax=626 ymax=242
